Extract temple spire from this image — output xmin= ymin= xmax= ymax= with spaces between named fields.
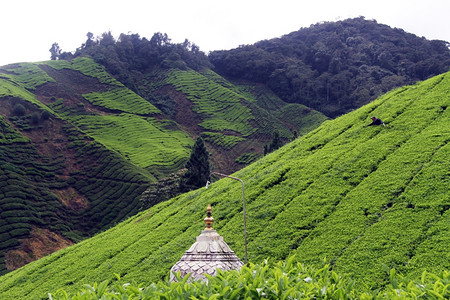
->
xmin=204 ymin=204 xmax=214 ymax=230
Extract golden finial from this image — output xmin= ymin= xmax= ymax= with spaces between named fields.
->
xmin=204 ymin=204 xmax=214 ymax=230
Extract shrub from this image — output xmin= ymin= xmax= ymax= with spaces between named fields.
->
xmin=41 ymin=110 xmax=51 ymax=120
xmin=31 ymin=112 xmax=40 ymax=125
xmin=46 ymin=258 xmax=450 ymax=299
xmin=12 ymin=103 xmax=26 ymax=116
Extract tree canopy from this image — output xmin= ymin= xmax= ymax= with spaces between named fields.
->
xmin=209 ymin=17 xmax=450 ymax=117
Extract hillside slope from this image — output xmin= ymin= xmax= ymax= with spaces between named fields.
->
xmin=1 ymin=71 xmax=448 ymax=298
xmin=56 ymin=32 xmax=328 ymax=173
xmin=0 ymin=59 xmax=165 ymax=274
xmin=0 ymin=57 xmax=326 ymax=274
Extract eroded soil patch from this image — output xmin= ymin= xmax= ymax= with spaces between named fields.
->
xmin=5 ymin=227 xmax=73 ymax=271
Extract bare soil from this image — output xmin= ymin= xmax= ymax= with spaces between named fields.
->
xmin=156 ymin=85 xmax=203 ymax=136
xmin=52 ymin=187 xmax=89 ymax=210
xmin=5 ymin=227 xmax=73 ymax=271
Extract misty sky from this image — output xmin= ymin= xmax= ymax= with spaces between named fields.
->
xmin=1 ymin=0 xmax=449 ymax=67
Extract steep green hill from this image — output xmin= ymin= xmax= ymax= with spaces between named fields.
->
xmin=1 ymin=71 xmax=448 ymax=298
xmin=160 ymin=68 xmax=326 ymax=170
xmin=0 ymin=59 xmax=167 ymax=275
xmin=0 ymin=56 xmax=326 ymax=274
xmin=52 ymin=31 xmax=329 ymax=172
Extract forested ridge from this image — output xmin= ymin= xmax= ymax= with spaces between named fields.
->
xmin=210 ymin=17 xmax=450 ymax=116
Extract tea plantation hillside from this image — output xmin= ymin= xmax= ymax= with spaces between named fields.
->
xmin=0 ymin=63 xmax=162 ymax=275
xmin=1 ymin=57 xmax=327 ymax=174
xmin=161 ymin=68 xmax=327 ymax=170
xmin=1 ymin=72 xmax=448 ymax=298
xmin=0 ymin=57 xmax=326 ymax=274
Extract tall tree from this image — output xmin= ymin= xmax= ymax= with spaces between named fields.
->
xmin=84 ymin=32 xmax=95 ymax=49
xmin=49 ymin=42 xmax=61 ymax=60
xmin=181 ymin=137 xmax=211 ymax=191
xmin=264 ymin=131 xmax=283 ymax=155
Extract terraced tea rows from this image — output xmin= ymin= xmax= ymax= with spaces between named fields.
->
xmin=67 ymin=114 xmax=192 ymax=176
xmin=0 ymin=116 xmax=73 ymax=275
xmin=200 ymin=132 xmax=245 ymax=150
xmin=0 ymin=77 xmax=50 ymax=111
xmin=1 ymin=72 xmax=447 ymax=298
xmin=45 ymin=57 xmax=124 ymax=86
xmin=0 ymin=111 xmax=155 ymax=274
xmin=82 ymin=88 xmax=159 ymax=115
xmin=274 ymin=103 xmax=329 ymax=135
xmin=0 ymin=61 xmax=159 ymax=275
xmin=0 ymin=63 xmax=55 ymax=90
xmin=166 ymin=70 xmax=257 ymax=136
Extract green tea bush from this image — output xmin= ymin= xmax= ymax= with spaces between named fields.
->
xmin=0 ymin=77 xmax=52 ymax=111
xmin=1 ymin=63 xmax=55 ymax=90
xmin=48 ymin=258 xmax=359 ymax=299
xmin=201 ymin=132 xmax=245 ymax=149
xmin=45 ymin=57 xmax=124 ymax=86
xmin=0 ymin=239 xmax=19 ymax=250
xmin=9 ymin=227 xmax=30 ymax=238
xmin=68 ymin=114 xmax=192 ymax=174
xmin=47 ymin=258 xmax=450 ymax=300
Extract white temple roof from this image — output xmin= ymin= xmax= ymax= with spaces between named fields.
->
xmin=170 ymin=204 xmax=244 ymax=281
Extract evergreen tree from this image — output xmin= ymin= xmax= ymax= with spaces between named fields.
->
xmin=180 ymin=137 xmax=211 ymax=191
xmin=264 ymin=131 xmax=283 ymax=155
xmin=49 ymin=43 xmax=61 ymax=60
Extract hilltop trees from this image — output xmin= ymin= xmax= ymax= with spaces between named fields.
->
xmin=180 ymin=137 xmax=211 ymax=191
xmin=49 ymin=42 xmax=61 ymax=60
xmin=209 ymin=17 xmax=450 ymax=117
xmin=68 ymin=31 xmax=211 ymax=78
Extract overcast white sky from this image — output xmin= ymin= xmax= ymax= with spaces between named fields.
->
xmin=1 ymin=0 xmax=449 ymax=67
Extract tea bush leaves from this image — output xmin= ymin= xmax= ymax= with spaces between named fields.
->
xmin=46 ymin=57 xmax=124 ymax=86
xmin=48 ymin=259 xmax=450 ymax=299
xmin=82 ymin=88 xmax=160 ymax=115
xmin=68 ymin=113 xmax=192 ymax=174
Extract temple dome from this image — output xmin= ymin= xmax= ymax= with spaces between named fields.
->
xmin=169 ymin=204 xmax=244 ymax=281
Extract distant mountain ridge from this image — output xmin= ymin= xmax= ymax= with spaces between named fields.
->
xmin=210 ymin=17 xmax=450 ymax=117
xmin=0 ymin=70 xmax=448 ymax=298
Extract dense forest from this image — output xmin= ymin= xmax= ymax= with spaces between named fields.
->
xmin=209 ymin=17 xmax=450 ymax=116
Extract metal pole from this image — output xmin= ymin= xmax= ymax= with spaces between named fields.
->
xmin=211 ymin=172 xmax=248 ymax=264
